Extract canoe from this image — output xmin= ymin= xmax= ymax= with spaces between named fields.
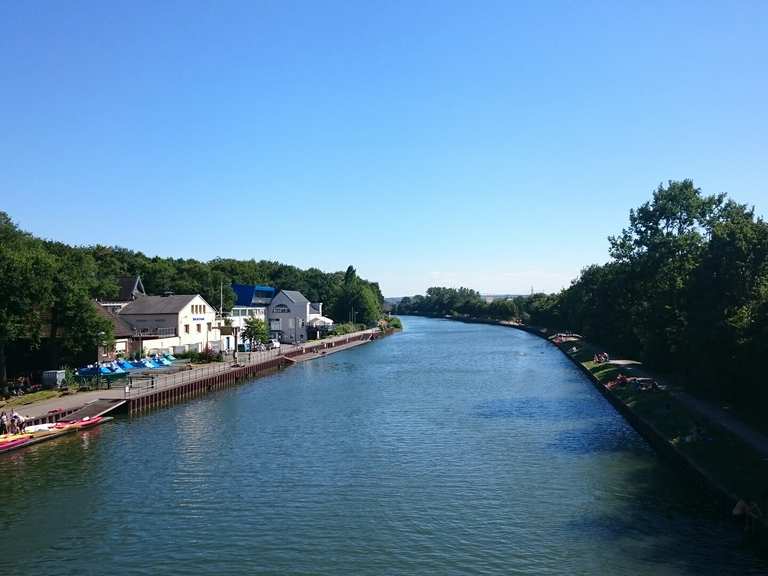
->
xmin=0 ymin=437 xmax=34 ymax=453
xmin=54 ymin=415 xmax=113 ymax=430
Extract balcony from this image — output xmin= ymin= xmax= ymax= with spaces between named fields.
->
xmin=133 ymin=327 xmax=177 ymax=338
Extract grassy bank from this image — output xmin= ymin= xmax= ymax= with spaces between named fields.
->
xmin=549 ymin=334 xmax=768 ymax=538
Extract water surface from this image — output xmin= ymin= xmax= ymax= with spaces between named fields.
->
xmin=1 ymin=317 xmax=763 ymax=574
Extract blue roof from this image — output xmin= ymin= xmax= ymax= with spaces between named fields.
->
xmin=232 ymin=283 xmax=276 ymax=307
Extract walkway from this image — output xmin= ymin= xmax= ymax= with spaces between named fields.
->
xmin=607 ymin=359 xmax=768 ymax=459
xmin=12 ymin=328 xmax=381 ymax=421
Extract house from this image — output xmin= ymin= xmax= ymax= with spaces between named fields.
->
xmin=94 ymin=302 xmax=140 ymax=360
xmin=213 ymin=284 xmax=277 ymax=351
xmin=307 ymin=302 xmax=334 ymax=339
xmin=98 ymin=275 xmax=146 ymax=314
xmin=119 ymin=294 xmax=220 ymax=354
xmin=228 ymin=283 xmax=274 ymax=324
xmin=267 ymin=290 xmax=327 ymax=344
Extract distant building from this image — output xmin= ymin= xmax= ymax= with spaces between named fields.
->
xmin=94 ymin=302 xmax=140 ymax=360
xmin=228 ymin=283 xmax=274 ymax=325
xmin=119 ymin=294 xmax=220 ymax=354
xmin=99 ymin=275 xmax=146 ymax=314
xmin=267 ymin=290 xmax=330 ymax=344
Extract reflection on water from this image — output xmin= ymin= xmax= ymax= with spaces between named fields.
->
xmin=0 ymin=317 xmax=764 ymax=575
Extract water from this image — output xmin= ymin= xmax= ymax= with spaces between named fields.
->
xmin=1 ymin=317 xmax=764 ymax=575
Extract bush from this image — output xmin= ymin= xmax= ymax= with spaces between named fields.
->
xmin=332 ymin=323 xmax=364 ymax=336
xmin=174 ymin=349 xmax=223 ymax=363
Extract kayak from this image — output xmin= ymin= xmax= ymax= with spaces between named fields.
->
xmin=54 ymin=415 xmax=112 ymax=430
xmin=0 ymin=436 xmax=34 ymax=453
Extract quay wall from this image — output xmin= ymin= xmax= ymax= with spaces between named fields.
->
xmin=126 ymin=329 xmax=385 ymax=416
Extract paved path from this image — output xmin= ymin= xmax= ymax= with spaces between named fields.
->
xmin=672 ymin=390 xmax=768 ymax=460
xmin=607 ymin=359 xmax=768 ymax=459
xmin=12 ymin=329 xmax=381 ymax=420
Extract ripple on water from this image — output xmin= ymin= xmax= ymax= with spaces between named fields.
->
xmin=0 ymin=316 xmax=765 ymax=575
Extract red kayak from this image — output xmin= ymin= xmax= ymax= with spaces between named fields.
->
xmin=54 ymin=416 xmax=109 ymax=430
xmin=0 ymin=436 xmax=34 ymax=453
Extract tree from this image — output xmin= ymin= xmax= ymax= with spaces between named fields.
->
xmin=0 ymin=213 xmax=56 ymax=389
xmin=241 ymin=317 xmax=268 ymax=349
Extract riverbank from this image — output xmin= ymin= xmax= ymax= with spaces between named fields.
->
xmin=406 ymin=314 xmax=768 ymax=551
xmin=8 ymin=328 xmax=388 ymax=424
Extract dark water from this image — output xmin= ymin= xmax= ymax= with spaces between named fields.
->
xmin=1 ymin=317 xmax=764 ymax=575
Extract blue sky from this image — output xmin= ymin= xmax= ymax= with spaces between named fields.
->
xmin=2 ymin=1 xmax=766 ymax=296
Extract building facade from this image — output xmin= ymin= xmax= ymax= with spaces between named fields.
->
xmin=267 ymin=290 xmax=312 ymax=344
xmin=119 ymin=294 xmax=220 ymax=354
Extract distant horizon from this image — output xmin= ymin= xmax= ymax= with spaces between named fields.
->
xmin=2 ymin=2 xmax=766 ymax=296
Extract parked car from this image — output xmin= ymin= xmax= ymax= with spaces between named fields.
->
xmin=265 ymin=339 xmax=281 ymax=350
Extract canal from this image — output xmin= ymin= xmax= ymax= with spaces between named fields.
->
xmin=1 ymin=316 xmax=764 ymax=574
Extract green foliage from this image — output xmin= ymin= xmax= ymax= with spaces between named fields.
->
xmin=241 ymin=317 xmax=268 ymax=347
xmin=174 ymin=349 xmax=223 ymax=363
xmin=387 ymin=316 xmax=403 ymax=329
xmin=397 ymin=181 xmax=768 ymax=413
xmin=331 ymin=323 xmax=365 ymax=335
xmin=395 ymin=287 xmax=521 ymax=321
xmin=330 ymin=266 xmax=383 ymax=326
xmin=0 ymin=213 xmax=57 ymax=385
xmin=544 ymin=181 xmax=768 ymax=410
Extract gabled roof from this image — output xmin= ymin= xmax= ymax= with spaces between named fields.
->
xmin=117 ymin=276 xmax=146 ymax=301
xmin=280 ymin=290 xmax=309 ymax=304
xmin=120 ymin=295 xmax=198 ymax=315
xmin=94 ymin=303 xmax=136 ymax=338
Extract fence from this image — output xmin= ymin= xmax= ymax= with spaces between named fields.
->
xmin=123 ymin=328 xmax=381 ymax=400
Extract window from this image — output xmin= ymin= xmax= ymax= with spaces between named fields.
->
xmin=196 ymin=324 xmax=201 ymax=333
xmin=207 ymin=322 xmax=211 ymax=331
xmin=203 ymin=305 xmax=206 ymax=313
xmin=272 ymin=304 xmax=290 ymax=313
xmin=184 ymin=324 xmax=189 ymax=334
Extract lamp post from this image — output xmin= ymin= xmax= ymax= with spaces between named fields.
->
xmin=96 ymin=330 xmax=105 ymax=390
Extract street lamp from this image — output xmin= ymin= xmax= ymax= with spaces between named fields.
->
xmin=96 ymin=330 xmax=106 ymax=390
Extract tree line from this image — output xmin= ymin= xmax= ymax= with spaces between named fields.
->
xmin=0 ymin=212 xmax=383 ymax=385
xmin=397 ymin=180 xmax=768 ymax=411
xmin=396 ymin=287 xmax=526 ymax=320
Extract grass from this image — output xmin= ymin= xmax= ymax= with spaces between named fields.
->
xmin=554 ymin=336 xmax=768 ymax=504
xmin=0 ymin=389 xmax=62 ymax=409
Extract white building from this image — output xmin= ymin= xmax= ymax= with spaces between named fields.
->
xmin=267 ymin=290 xmax=333 ymax=344
xmin=119 ymin=294 xmax=221 ymax=354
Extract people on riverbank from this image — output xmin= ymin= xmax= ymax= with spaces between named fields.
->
xmin=3 ymin=411 xmax=27 ymax=435
xmin=593 ymin=352 xmax=610 ymax=364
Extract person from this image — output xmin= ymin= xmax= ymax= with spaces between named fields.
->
xmin=11 ymin=410 xmax=25 ymax=433
xmin=0 ymin=411 xmax=6 ymax=435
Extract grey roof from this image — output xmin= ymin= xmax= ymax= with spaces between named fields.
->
xmin=120 ymin=295 xmax=197 ymax=315
xmin=117 ymin=276 xmax=145 ymax=301
xmin=94 ymin=303 xmax=136 ymax=338
xmin=280 ymin=290 xmax=309 ymax=304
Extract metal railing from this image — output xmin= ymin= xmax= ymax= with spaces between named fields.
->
xmin=122 ymin=327 xmax=381 ymax=399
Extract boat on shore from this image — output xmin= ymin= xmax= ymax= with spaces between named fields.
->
xmin=0 ymin=416 xmax=113 ymax=455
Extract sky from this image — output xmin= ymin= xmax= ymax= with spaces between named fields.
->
xmin=1 ymin=1 xmax=766 ymax=296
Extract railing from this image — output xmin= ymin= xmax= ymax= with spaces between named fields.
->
xmin=133 ymin=327 xmax=177 ymax=337
xmin=122 ymin=327 xmax=381 ymax=399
